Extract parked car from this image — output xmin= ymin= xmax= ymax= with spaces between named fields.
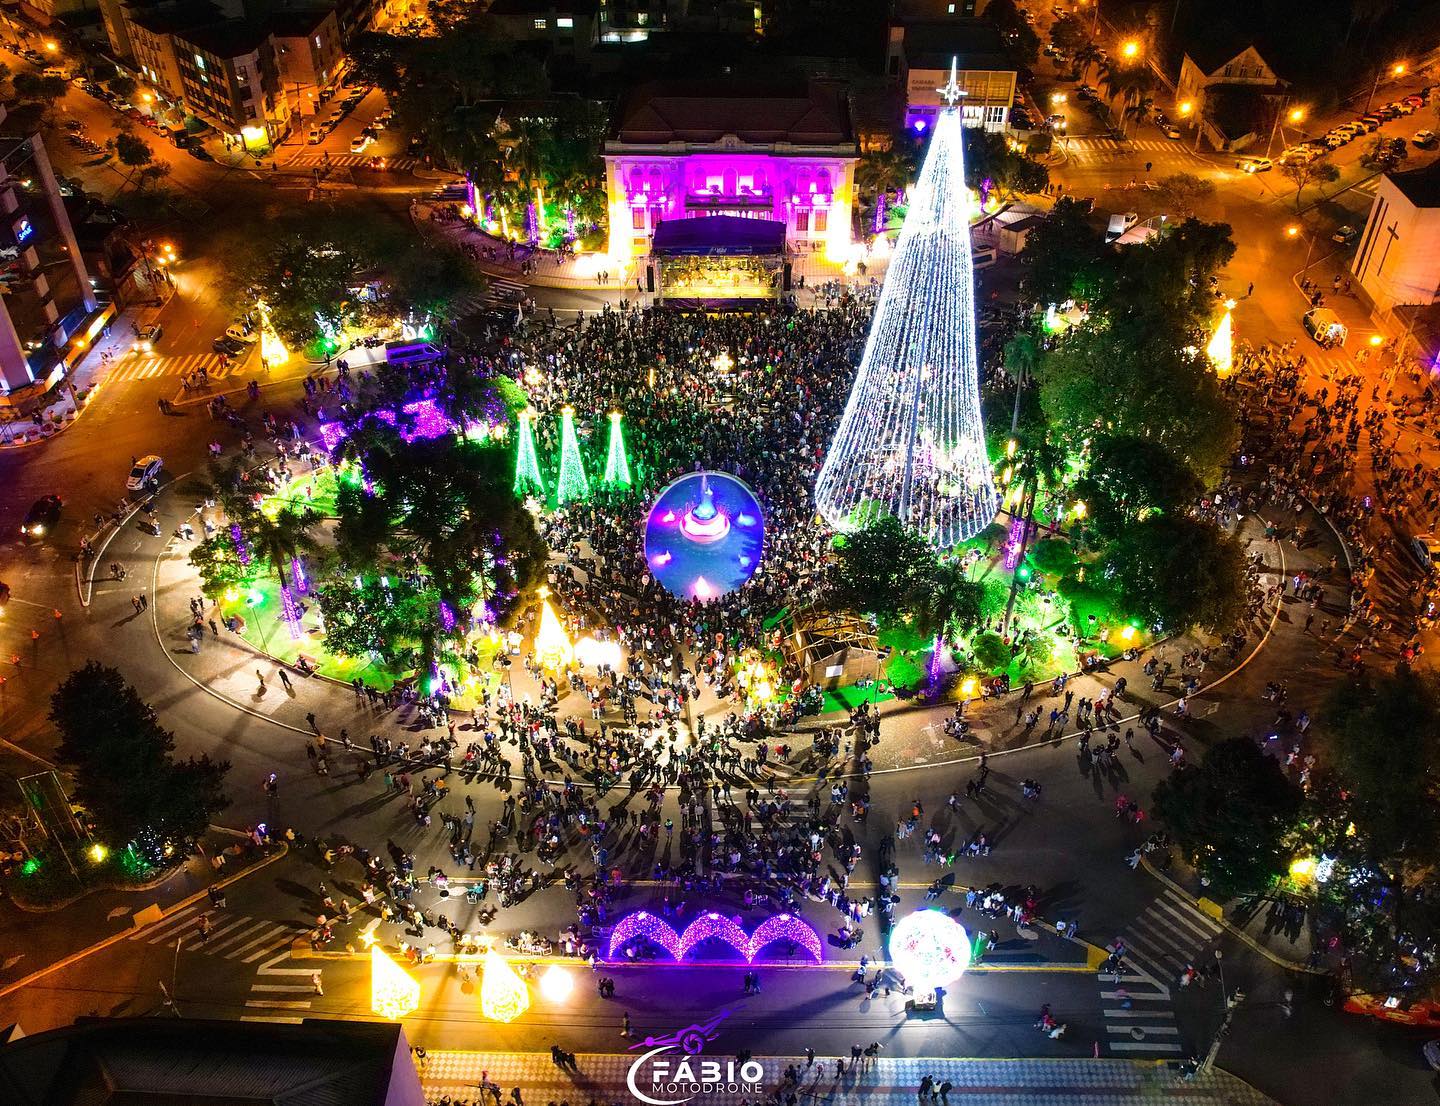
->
xmin=307 ymin=126 xmax=322 ymax=144
xmin=126 ymin=455 xmax=163 ymax=492
xmin=212 ymin=335 xmax=247 ymax=356
xmin=225 ymin=323 xmax=256 ymax=343
xmin=185 ymin=145 xmax=212 ymax=161
xmin=1409 ymin=533 xmax=1440 ymax=569
xmin=20 ymin=495 xmax=62 ymax=540
xmin=1414 ymin=130 xmax=1439 ymax=149
xmin=1236 ymin=156 xmax=1273 ymax=173
xmin=1332 ymin=225 xmax=1360 ymax=245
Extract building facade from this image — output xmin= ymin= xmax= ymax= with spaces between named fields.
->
xmin=1351 ymin=163 xmax=1440 ymax=314
xmin=173 ymin=22 xmax=283 ymax=146
xmin=887 ymin=20 xmax=1016 ymax=133
xmin=1175 ymin=43 xmax=1282 ymax=120
xmin=0 ymin=107 xmax=102 ymax=399
xmin=270 ymin=8 xmax=343 ymax=124
xmin=602 ymin=80 xmax=858 ymax=261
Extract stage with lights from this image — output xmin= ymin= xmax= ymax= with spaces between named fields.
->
xmin=644 ymin=471 xmax=765 ymax=600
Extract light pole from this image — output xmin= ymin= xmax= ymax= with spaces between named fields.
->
xmin=1288 ymin=223 xmax=1317 ymax=277
xmin=1201 ymin=948 xmax=1242 ymax=1073
xmin=1267 ymin=104 xmax=1306 ymax=159
xmin=1364 ymin=62 xmax=1406 ymax=114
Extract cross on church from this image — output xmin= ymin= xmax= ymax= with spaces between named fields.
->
xmin=1375 ymin=219 xmax=1401 ymax=277
xmin=937 ymin=57 xmax=967 ymax=108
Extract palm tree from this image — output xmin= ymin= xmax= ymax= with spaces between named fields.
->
xmin=855 ymin=148 xmax=914 ymax=232
xmin=1003 ymin=327 xmax=1044 ymax=433
xmin=908 ymin=560 xmax=984 ymax=645
xmin=1072 ymin=42 xmax=1102 ymax=81
xmin=245 ymin=505 xmax=320 ymax=590
xmin=1002 ymin=432 xmax=1068 ymax=633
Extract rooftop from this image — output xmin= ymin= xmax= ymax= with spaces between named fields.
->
xmin=1180 ymin=29 xmax=1261 ymax=76
xmin=175 ymin=19 xmax=270 ymax=57
xmin=268 ymin=8 xmax=336 ymax=37
xmin=487 ymin=0 xmax=600 ymax=14
xmin=0 ymin=1016 xmax=420 ymax=1106
xmin=1388 ymin=161 xmax=1440 ymax=209
xmin=612 ymin=79 xmax=854 ymax=146
xmin=894 ymin=19 xmax=1015 ymax=72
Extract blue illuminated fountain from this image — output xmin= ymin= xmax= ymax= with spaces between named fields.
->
xmin=644 ymin=471 xmax=765 ymax=600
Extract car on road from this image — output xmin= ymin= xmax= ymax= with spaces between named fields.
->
xmin=349 ymin=134 xmax=372 ymax=154
xmin=1409 ymin=533 xmax=1440 ymax=569
xmin=185 ymin=144 xmax=212 ymax=161
xmin=1236 ymin=156 xmax=1272 ymax=173
xmin=1415 ymin=130 xmax=1438 ymax=149
xmin=132 ymin=323 xmax=163 ymax=353
xmin=1159 ymin=123 xmax=1182 ymax=138
xmin=1077 ymin=85 xmax=1098 ymax=100
xmin=1332 ymin=225 xmax=1360 ymax=245
xmin=126 ymin=455 xmax=163 ymax=493
xmin=212 ymin=335 xmax=247 ymax=356
xmin=307 ymin=126 xmax=322 ymax=144
xmin=20 ymin=495 xmax=62 ymax=540
xmin=225 ymin=323 xmax=256 ymax=343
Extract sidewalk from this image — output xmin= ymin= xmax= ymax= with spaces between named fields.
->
xmin=0 ymin=828 xmax=284 ymax=994
xmin=1140 ymin=855 xmax=1326 ymax=976
xmin=0 ymin=289 xmax=171 ymax=448
xmin=848 ymin=494 xmax=1348 ymax=771
xmin=411 ymin=201 xmax=885 ymax=298
xmin=418 ymin=1052 xmax=1279 ymax=1105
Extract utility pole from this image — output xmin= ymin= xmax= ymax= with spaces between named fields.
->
xmin=1201 ymin=949 xmax=1243 ymax=1073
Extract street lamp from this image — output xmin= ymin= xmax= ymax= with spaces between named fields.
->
xmin=1288 ymin=222 xmax=1317 ymax=274
xmin=1267 ymin=103 xmax=1307 ymax=158
xmin=1121 ymin=39 xmax=1141 ymax=60
xmin=1365 ymin=61 xmax=1408 ymax=113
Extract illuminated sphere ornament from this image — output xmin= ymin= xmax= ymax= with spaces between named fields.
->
xmin=370 ymin=945 xmax=421 ymax=1021
xmin=539 ymin=964 xmax=574 ymax=1003
xmin=889 ymin=909 xmax=972 ymax=992
xmin=480 ymin=946 xmax=530 ymax=1022
xmin=815 ymin=60 xmax=998 ymax=550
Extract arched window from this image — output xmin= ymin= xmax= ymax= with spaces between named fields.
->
xmin=723 ymin=167 xmax=737 ymax=195
xmin=816 ymin=169 xmax=832 ymax=195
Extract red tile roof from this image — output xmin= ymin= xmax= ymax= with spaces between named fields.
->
xmin=614 ymin=80 xmax=854 ymax=146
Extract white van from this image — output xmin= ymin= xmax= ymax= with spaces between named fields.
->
xmin=1303 ymin=308 xmax=1347 ymax=347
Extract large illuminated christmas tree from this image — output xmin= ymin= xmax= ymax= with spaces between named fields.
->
xmin=814 ymin=62 xmax=998 ymax=550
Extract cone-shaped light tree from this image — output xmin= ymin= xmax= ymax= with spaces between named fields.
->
xmin=513 ymin=408 xmax=546 ymax=499
xmin=602 ymin=410 xmax=633 ymax=488
xmin=555 ymin=404 xmax=591 ymax=505
xmin=815 ymin=61 xmax=999 ymax=550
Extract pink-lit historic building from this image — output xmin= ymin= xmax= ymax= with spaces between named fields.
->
xmin=602 ymin=80 xmax=859 ymax=261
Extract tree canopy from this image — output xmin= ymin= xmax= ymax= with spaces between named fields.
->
xmin=1153 ymin=737 xmax=1303 ymax=899
xmin=1104 ymin=514 xmax=1248 ymax=634
xmin=825 ymin=514 xmax=939 ymax=621
xmin=51 ymin=662 xmax=229 ymax=858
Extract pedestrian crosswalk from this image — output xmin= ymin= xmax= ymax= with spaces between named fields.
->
xmin=1348 ymin=175 xmax=1381 ymax=197
xmin=1062 ymin=136 xmax=1203 ymax=164
xmin=288 ymin=152 xmax=418 ymax=170
xmin=241 ymin=947 xmax=319 ymax=1023
xmin=128 ymin=903 xmax=304 ymax=965
xmin=1096 ymin=887 xmax=1224 ymax=1055
xmin=103 ymin=352 xmax=240 ymax=385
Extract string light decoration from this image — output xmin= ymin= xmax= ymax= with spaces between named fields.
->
xmin=815 ymin=60 xmax=999 ymax=550
xmin=370 ymin=945 xmax=420 ymax=1020
xmin=602 ymin=410 xmax=633 ymax=488
xmin=1207 ymin=298 xmax=1236 ymax=375
xmin=606 ymin=910 xmax=823 ymax=963
xmin=555 ymin=405 xmax=591 ymax=505
xmin=480 ymin=946 xmax=530 ymax=1022
xmin=514 ymin=409 xmax=546 ymax=499
xmin=534 ymin=585 xmax=574 ymax=669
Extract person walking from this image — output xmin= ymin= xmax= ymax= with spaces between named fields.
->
xmin=311 ymin=971 xmax=323 ymax=995
xmin=256 ymin=671 xmax=266 ymax=694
